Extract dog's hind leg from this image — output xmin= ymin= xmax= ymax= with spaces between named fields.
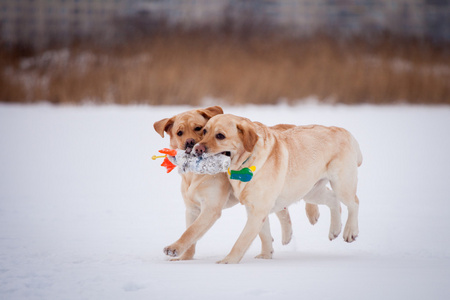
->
xmin=341 ymin=195 xmax=359 ymax=243
xmin=329 ymin=166 xmax=359 ymax=243
xmin=305 ymin=203 xmax=320 ymax=225
xmin=275 ymin=208 xmax=293 ymax=245
xmin=304 ymin=179 xmax=342 ymax=241
xmin=255 ymin=207 xmax=293 ymax=259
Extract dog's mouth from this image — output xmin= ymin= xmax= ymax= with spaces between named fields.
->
xmin=221 ymin=151 xmax=231 ymax=157
xmin=184 ymin=139 xmax=197 ymax=155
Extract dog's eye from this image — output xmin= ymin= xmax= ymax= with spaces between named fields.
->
xmin=216 ymin=133 xmax=226 ymax=140
xmin=177 ymin=131 xmax=183 ymax=136
xmin=203 ymin=129 xmax=207 ymax=135
xmin=194 ymin=127 xmax=202 ymax=132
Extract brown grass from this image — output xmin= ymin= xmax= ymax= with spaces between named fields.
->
xmin=1 ymin=30 xmax=449 ymax=105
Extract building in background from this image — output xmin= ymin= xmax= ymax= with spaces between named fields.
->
xmin=0 ymin=0 xmax=449 ymax=49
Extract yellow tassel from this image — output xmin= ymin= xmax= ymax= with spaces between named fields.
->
xmin=152 ymin=155 xmax=167 ymax=160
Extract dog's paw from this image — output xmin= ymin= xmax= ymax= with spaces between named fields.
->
xmin=282 ymin=228 xmax=293 ymax=245
xmin=328 ymin=223 xmax=342 ymax=241
xmin=169 ymin=250 xmax=194 ymax=261
xmin=169 ymin=256 xmax=190 ymax=262
xmin=343 ymin=225 xmax=358 ymax=243
xmin=163 ymin=246 xmax=179 ymax=257
xmin=308 ymin=211 xmax=320 ymax=225
xmin=306 ymin=203 xmax=320 ymax=225
xmin=329 ymin=232 xmax=339 ymax=241
xmin=169 ymin=257 xmax=182 ymax=261
xmin=255 ymin=253 xmax=273 ymax=259
xmin=216 ymin=256 xmax=240 ymax=264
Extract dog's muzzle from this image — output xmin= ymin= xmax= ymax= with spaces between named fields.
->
xmin=185 ymin=138 xmax=196 ymax=154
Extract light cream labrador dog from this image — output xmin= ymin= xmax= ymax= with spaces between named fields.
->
xmin=154 ymin=106 xmax=303 ymax=261
xmin=194 ymin=114 xmax=363 ymax=264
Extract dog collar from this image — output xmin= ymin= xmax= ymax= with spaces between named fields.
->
xmin=228 ymin=155 xmax=255 ymax=182
xmin=241 ymin=154 xmax=252 ymax=166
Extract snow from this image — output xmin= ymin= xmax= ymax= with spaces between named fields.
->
xmin=1 ymin=103 xmax=449 ymax=300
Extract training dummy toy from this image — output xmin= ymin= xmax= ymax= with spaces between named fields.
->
xmin=152 ymin=148 xmax=231 ymax=175
xmin=152 ymin=148 xmax=255 ymax=182
xmin=151 ymin=148 xmax=177 ymax=173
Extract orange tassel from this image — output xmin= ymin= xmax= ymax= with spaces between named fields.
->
xmin=161 ymin=156 xmax=176 ymax=173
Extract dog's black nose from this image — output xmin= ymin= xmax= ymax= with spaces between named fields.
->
xmin=185 ymin=138 xmax=196 ymax=154
xmin=194 ymin=144 xmax=206 ymax=156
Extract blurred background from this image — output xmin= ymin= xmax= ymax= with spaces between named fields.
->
xmin=1 ymin=0 xmax=449 ymax=105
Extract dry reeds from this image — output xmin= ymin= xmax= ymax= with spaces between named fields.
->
xmin=1 ymin=29 xmax=449 ymax=105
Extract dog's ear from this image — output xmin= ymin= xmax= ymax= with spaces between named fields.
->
xmin=198 ymin=106 xmax=223 ymax=120
xmin=153 ymin=117 xmax=175 ymax=138
xmin=237 ymin=121 xmax=258 ymax=153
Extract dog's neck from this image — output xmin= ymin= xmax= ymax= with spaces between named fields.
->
xmin=240 ymin=154 xmax=252 ymax=167
xmin=236 ymin=125 xmax=278 ymax=170
xmin=232 ymin=151 xmax=252 ymax=169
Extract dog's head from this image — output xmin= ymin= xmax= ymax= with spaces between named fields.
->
xmin=153 ymin=106 xmax=223 ymax=154
xmin=193 ymin=114 xmax=258 ymax=160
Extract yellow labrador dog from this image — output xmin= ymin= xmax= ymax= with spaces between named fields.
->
xmin=194 ymin=114 xmax=363 ymax=264
xmin=154 ymin=106 xmax=298 ymax=261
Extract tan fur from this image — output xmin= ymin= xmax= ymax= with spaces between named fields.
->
xmin=270 ymin=124 xmax=321 ymax=225
xmin=195 ymin=114 xmax=363 ymax=264
xmin=237 ymin=123 xmax=258 ymax=152
xmin=154 ymin=107 xmax=295 ymax=261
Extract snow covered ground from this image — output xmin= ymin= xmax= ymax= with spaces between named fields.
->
xmin=1 ymin=103 xmax=449 ymax=300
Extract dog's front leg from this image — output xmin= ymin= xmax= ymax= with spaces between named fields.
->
xmin=166 ymin=205 xmax=200 ymax=261
xmin=255 ymin=217 xmax=274 ymax=259
xmin=217 ymin=205 xmax=271 ymax=264
xmin=164 ymin=198 xmax=227 ymax=260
